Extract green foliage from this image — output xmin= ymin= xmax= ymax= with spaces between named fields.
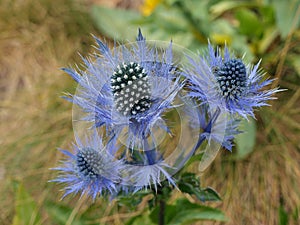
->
xmin=121 ymin=173 xmax=223 ymax=224
xmin=149 ymin=198 xmax=227 ymax=225
xmin=272 ymin=0 xmax=300 ymax=38
xmin=177 ymin=173 xmax=221 ymax=202
xmin=117 ymin=190 xmax=152 ymax=210
xmin=45 ymin=200 xmax=103 ymax=225
xmin=125 ymin=211 xmax=156 ymax=225
xmin=290 ymin=54 xmax=300 ymax=78
xmin=91 ymin=0 xmax=300 ymax=64
xmin=235 ymin=117 xmax=256 ymax=159
xmin=12 ymin=182 xmax=41 ymax=225
xmin=235 ymin=9 xmax=263 ymax=38
xmin=293 ymin=206 xmax=299 ymax=223
xmin=279 ymin=204 xmax=289 ymax=225
xmin=278 ymin=203 xmax=300 ymax=225
xmin=91 ymin=6 xmax=140 ymax=41
xmin=183 ymin=153 xmax=204 ymax=168
xmin=45 ymin=201 xmax=86 ymax=225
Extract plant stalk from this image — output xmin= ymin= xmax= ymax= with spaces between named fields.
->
xmin=159 ymin=198 xmax=165 ymax=225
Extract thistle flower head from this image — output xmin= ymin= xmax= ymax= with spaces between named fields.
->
xmin=111 ymin=62 xmax=151 ymax=116
xmin=64 ymin=29 xmax=183 ymax=149
xmin=215 ymin=58 xmax=247 ymax=100
xmin=52 ymin=134 xmax=124 ymax=200
xmin=184 ymin=43 xmax=279 ymax=118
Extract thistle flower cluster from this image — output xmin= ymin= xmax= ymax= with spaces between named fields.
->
xmin=53 ymin=29 xmax=279 ymax=200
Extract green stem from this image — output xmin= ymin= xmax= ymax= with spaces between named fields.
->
xmin=159 ymin=198 xmax=165 ymax=225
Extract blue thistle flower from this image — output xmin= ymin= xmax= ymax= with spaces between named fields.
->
xmin=63 ymin=29 xmax=183 ymax=150
xmin=184 ymin=43 xmax=279 ymax=118
xmin=52 ymin=134 xmax=124 ymax=200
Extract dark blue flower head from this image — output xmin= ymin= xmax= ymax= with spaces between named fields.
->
xmin=215 ymin=59 xmax=247 ymax=100
xmin=52 ymin=134 xmax=124 ymax=200
xmin=184 ymin=43 xmax=280 ymax=118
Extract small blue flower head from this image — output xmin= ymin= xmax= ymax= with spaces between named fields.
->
xmin=215 ymin=59 xmax=247 ymax=100
xmin=185 ymin=43 xmax=279 ymax=118
xmin=52 ymin=134 xmax=124 ymax=200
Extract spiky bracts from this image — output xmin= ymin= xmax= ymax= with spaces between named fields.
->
xmin=184 ymin=44 xmax=279 ymax=118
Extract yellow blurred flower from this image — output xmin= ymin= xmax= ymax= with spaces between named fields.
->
xmin=211 ymin=33 xmax=232 ymax=46
xmin=140 ymin=0 xmax=162 ymax=16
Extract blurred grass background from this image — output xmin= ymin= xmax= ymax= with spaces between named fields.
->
xmin=0 ymin=0 xmax=299 ymax=224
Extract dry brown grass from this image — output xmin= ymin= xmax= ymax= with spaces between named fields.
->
xmin=201 ymin=135 xmax=300 ymax=224
xmin=0 ymin=0 xmax=96 ymax=223
xmin=0 ymin=0 xmax=299 ymax=224
xmin=199 ymin=70 xmax=300 ymax=224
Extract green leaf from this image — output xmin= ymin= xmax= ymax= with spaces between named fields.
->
xmin=196 ymin=187 xmax=222 ymax=202
xmin=177 ymin=173 xmax=221 ymax=202
xmin=259 ymin=5 xmax=276 ymax=26
xmin=180 ymin=0 xmax=210 ymax=22
xmin=177 ymin=173 xmax=201 ymax=196
xmin=290 ymin=54 xmax=300 ymax=78
xmin=279 ymin=205 xmax=289 ymax=225
xmin=209 ymin=19 xmax=235 ymax=46
xmin=235 ymin=9 xmax=263 ymax=38
xmin=150 ymin=204 xmax=177 ymax=224
xmin=184 ymin=153 xmax=204 ymax=168
xmin=168 ymin=203 xmax=227 ymax=224
xmin=45 ymin=201 xmax=87 ymax=225
xmin=90 ymin=4 xmax=197 ymax=48
xmin=117 ymin=191 xmax=151 ymax=210
xmin=210 ymin=1 xmax=258 ymax=18
xmin=235 ymin=117 xmax=256 ymax=159
xmin=125 ymin=210 xmax=156 ymax=225
xmin=272 ymin=0 xmax=300 ymax=37
xmin=150 ymin=4 xmax=191 ymax=31
xmin=292 ymin=206 xmax=299 ymax=222
xmin=258 ymin=26 xmax=279 ymax=54
xmin=140 ymin=4 xmax=196 ymax=46
xmin=91 ymin=6 xmax=142 ymax=41
xmin=231 ymin=34 xmax=254 ymax=61
xmin=150 ymin=198 xmax=227 ymax=225
xmin=12 ymin=182 xmax=41 ymax=225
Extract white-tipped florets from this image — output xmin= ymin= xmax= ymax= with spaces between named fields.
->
xmin=111 ymin=62 xmax=151 ymax=116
